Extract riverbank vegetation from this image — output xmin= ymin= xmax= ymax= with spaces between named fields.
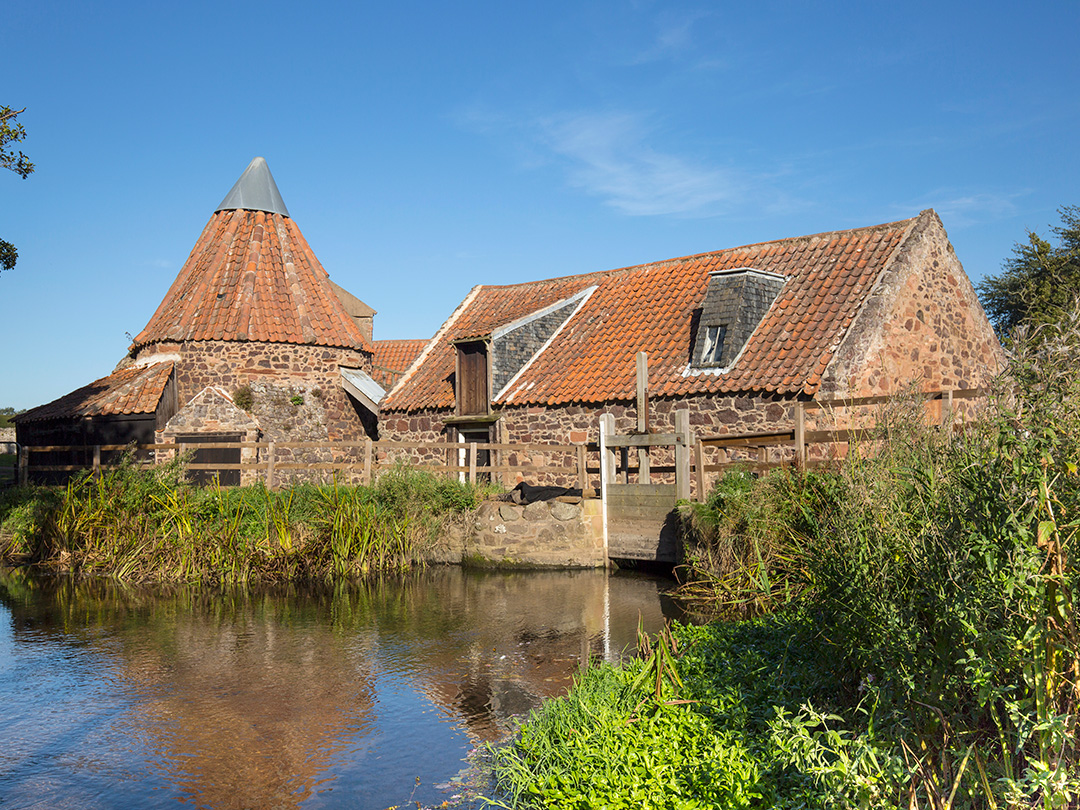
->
xmin=0 ymin=464 xmax=493 ymax=582
xmin=491 ymin=313 xmax=1080 ymax=808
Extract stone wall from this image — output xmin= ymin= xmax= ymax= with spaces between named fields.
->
xmin=452 ymin=497 xmax=606 ymax=568
xmin=821 ymin=212 xmax=1004 ymax=399
xmin=382 ymin=392 xmax=800 ymax=489
xmin=135 ymin=339 xmax=373 ymax=444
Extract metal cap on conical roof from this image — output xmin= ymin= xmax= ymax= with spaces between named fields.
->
xmin=215 ymin=157 xmax=291 ymax=217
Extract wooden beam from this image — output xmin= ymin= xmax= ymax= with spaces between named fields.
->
xmin=675 ymin=409 xmax=692 ymax=501
xmin=603 ymin=432 xmax=686 ymax=448
xmin=794 ymin=402 xmax=806 ymax=470
xmin=699 ymin=431 xmax=795 ymax=448
xmin=266 ymin=441 xmax=276 ymax=490
xmin=694 ymin=439 xmax=706 ymax=502
xmin=636 ymin=352 xmax=650 ymax=482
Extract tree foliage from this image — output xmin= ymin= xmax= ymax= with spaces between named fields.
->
xmin=1 ymin=105 xmax=35 ymax=273
xmin=977 ymin=206 xmax=1080 ymax=337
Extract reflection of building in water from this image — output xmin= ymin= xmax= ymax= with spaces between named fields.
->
xmin=1 ymin=577 xmax=377 ymax=810
xmin=0 ymin=568 xmax=686 ymax=804
xmin=401 ymin=569 xmax=683 ymax=742
xmin=130 ymin=616 xmax=378 ymax=810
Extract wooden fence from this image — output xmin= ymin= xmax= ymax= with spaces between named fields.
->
xmin=14 ymin=387 xmax=987 ymax=498
xmin=18 ymin=438 xmax=595 ymax=492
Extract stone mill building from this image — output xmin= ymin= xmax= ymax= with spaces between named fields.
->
xmin=15 ymin=158 xmax=390 ymax=483
xmin=379 ymin=210 xmax=1004 ymax=470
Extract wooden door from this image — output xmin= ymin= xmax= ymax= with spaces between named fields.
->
xmin=176 ymin=433 xmax=242 ymax=486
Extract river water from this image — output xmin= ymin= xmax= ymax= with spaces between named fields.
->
xmin=0 ymin=566 xmax=688 ymax=809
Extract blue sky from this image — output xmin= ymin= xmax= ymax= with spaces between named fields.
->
xmin=3 ymin=0 xmax=1078 ymax=410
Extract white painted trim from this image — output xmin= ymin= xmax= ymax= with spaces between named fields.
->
xmin=131 ymin=352 xmax=181 ymax=368
xmin=707 ymin=266 xmax=787 ymax=283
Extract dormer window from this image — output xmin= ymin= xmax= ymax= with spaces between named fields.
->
xmin=693 ymin=267 xmax=785 ymax=370
xmin=454 ymin=338 xmax=491 ymax=416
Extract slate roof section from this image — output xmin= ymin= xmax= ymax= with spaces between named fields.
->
xmin=132 ymin=161 xmax=370 ymax=353
xmin=370 ymin=339 xmax=429 ymax=390
xmin=384 ymin=214 xmax=921 ymax=412
xmin=16 ymin=362 xmax=174 ymax=422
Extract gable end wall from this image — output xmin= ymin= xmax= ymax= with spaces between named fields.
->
xmin=821 ymin=212 xmax=1004 ymax=399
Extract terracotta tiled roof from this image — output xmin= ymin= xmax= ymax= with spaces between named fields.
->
xmin=132 ymin=208 xmax=370 ymax=353
xmin=384 ymin=214 xmax=920 ymax=412
xmin=370 ymin=339 xmax=428 ymax=390
xmin=16 ymin=362 xmax=174 ymax=422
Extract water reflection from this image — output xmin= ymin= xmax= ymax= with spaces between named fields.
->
xmin=0 ymin=567 xmax=688 ymax=809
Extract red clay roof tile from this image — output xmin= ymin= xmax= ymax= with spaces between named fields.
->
xmin=384 ymin=215 xmax=920 ymax=412
xmin=132 ymin=208 xmax=369 ymax=353
xmin=370 ymin=339 xmax=428 ymax=391
xmin=17 ymin=362 xmax=174 ymax=423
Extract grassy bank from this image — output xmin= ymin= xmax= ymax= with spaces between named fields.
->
xmin=0 ymin=463 xmax=495 ymax=582
xmin=492 ymin=314 xmax=1080 ymax=808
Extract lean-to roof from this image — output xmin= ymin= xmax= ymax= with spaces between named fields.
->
xmin=16 ymin=362 xmax=174 ymax=422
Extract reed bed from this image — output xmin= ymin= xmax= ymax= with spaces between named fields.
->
xmin=0 ymin=461 xmax=494 ymax=583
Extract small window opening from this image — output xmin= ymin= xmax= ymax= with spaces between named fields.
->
xmin=700 ymin=325 xmax=727 ymax=366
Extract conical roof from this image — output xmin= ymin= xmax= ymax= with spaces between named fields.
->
xmin=132 ymin=159 xmax=371 ymax=353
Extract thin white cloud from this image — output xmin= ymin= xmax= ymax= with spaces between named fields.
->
xmin=894 ymin=189 xmax=1029 ymax=227
xmin=536 ymin=110 xmax=742 ymax=216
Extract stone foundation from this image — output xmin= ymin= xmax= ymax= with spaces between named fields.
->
xmin=445 ymin=498 xmax=606 ymax=568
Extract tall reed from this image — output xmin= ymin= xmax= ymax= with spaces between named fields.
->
xmin=0 ymin=461 xmax=489 ymax=584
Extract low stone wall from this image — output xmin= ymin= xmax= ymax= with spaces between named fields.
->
xmin=449 ymin=497 xmax=606 ymax=568
xmin=0 ymin=427 xmax=15 ymax=455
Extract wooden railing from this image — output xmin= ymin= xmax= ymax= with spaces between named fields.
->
xmin=15 ymin=387 xmax=989 ymax=497
xmin=690 ymin=387 xmax=988 ymax=497
xmin=18 ymin=438 xmax=597 ymax=492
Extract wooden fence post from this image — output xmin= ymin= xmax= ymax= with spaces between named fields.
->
xmin=598 ymin=413 xmax=615 ymax=562
xmin=18 ymin=446 xmax=28 ymax=487
xmin=675 ymin=409 xmax=692 ymax=501
xmin=362 ymin=438 xmax=372 ymax=485
xmin=446 ymin=435 xmax=457 ymax=481
xmin=636 ymin=351 xmax=650 ymax=481
xmin=942 ymin=389 xmax=953 ymax=429
xmin=93 ymin=445 xmax=101 ymax=476
xmin=266 ymin=441 xmax=276 ymax=489
xmin=794 ymin=401 xmax=806 ymax=470
xmin=694 ymin=439 xmax=706 ymax=502
xmin=599 ymin=413 xmax=616 ymax=486
xmin=577 ymin=443 xmax=588 ymax=496
xmin=468 ymin=442 xmax=477 ymax=484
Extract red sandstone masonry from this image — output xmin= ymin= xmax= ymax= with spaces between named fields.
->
xmin=138 ymin=340 xmax=372 ymax=445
